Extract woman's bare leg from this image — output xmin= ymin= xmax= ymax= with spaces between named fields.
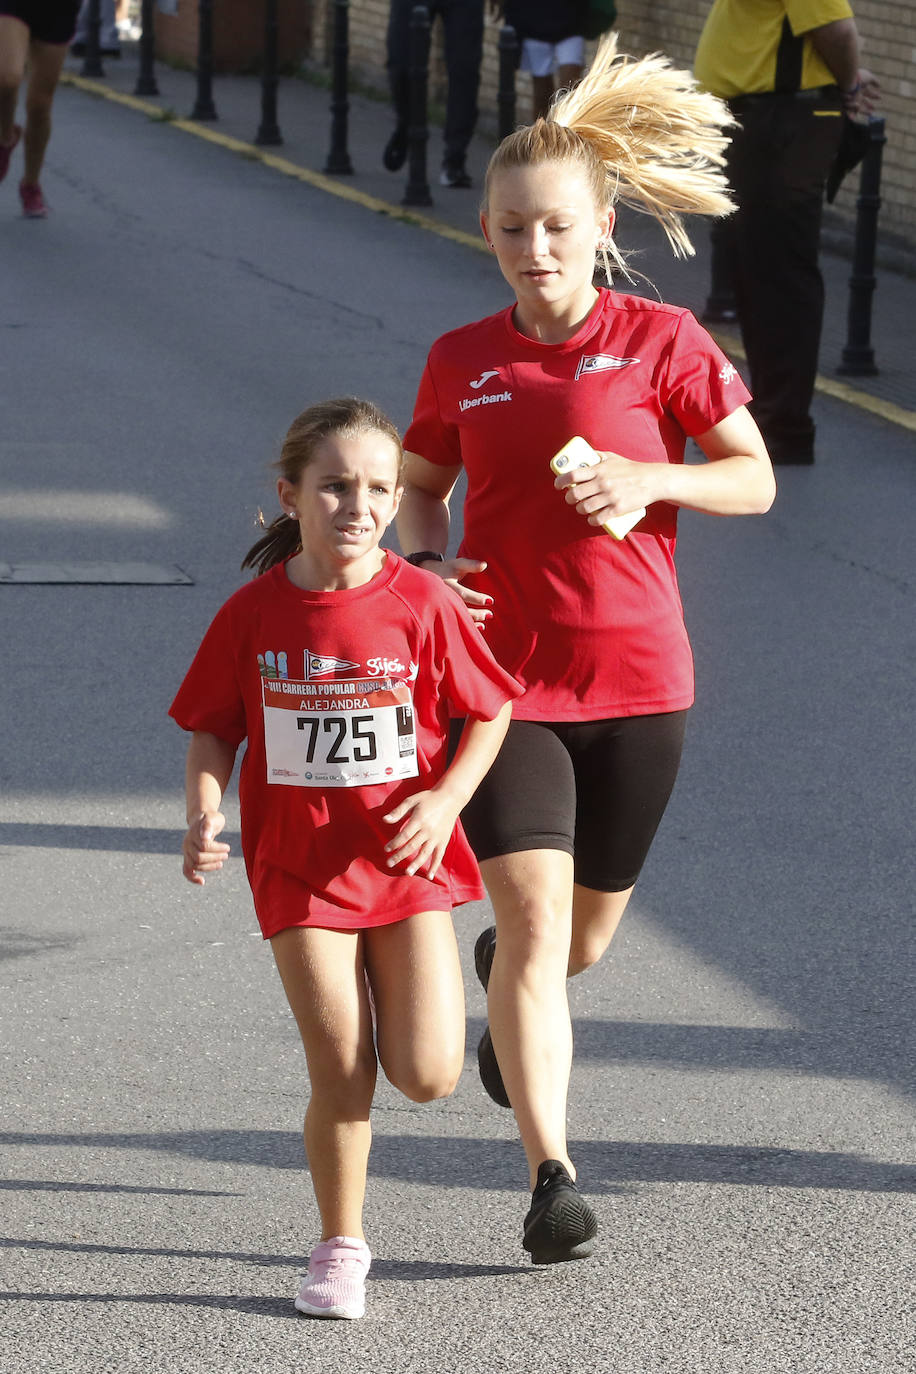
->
xmin=0 ymin=17 xmax=29 ymax=148
xmin=568 ymin=883 xmax=634 ymax=976
xmin=479 ymin=849 xmax=575 ymax=1188
xmin=22 ymin=39 xmax=68 ymax=185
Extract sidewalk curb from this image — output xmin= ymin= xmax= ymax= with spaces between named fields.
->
xmin=62 ymin=71 xmax=916 ymax=436
xmin=709 ymin=331 xmax=916 ymax=435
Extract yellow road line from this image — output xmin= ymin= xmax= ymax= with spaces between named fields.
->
xmin=62 ymin=72 xmax=915 ymax=434
xmin=60 ymin=72 xmax=486 ymax=254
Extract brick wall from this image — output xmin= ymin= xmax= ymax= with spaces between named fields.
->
xmin=155 ymin=0 xmax=311 ymax=72
xmin=308 ymin=1 xmax=915 ymax=253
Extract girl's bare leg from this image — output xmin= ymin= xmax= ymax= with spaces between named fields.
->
xmin=271 ymin=925 xmax=377 ymax=1241
xmin=364 ymin=909 xmax=465 ymax=1101
xmin=479 ymin=849 xmax=576 ymax=1188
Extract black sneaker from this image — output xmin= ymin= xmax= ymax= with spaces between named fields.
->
xmin=383 ymin=124 xmax=408 ymax=172
xmin=476 ymin=1026 xmax=510 ymax=1108
xmin=473 ymin=927 xmax=510 ymax=1108
xmin=474 ymin=925 xmax=496 ymax=990
xmin=522 ymin=1160 xmax=598 ymax=1265
xmin=440 ymin=163 xmax=472 ymax=189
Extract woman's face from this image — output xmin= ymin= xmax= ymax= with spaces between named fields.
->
xmin=481 ymin=160 xmax=612 ymax=316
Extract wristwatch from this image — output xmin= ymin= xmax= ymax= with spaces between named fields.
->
xmin=405 ymin=550 xmax=445 ymax=567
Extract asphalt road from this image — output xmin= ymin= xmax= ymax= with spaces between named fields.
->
xmin=1 ymin=86 xmax=914 ymax=1374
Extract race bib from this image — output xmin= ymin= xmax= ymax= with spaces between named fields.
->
xmin=263 ymin=677 xmax=418 ymax=788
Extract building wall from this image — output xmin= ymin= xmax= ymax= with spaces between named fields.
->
xmin=155 ymin=0 xmax=311 ymax=72
xmin=308 ymin=1 xmax=915 ymax=252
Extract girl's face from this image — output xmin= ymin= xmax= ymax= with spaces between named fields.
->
xmin=278 ymin=431 xmax=402 ymax=589
xmin=481 ymin=160 xmax=613 ymax=323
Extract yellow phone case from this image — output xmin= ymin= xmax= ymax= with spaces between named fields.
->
xmin=550 ymin=437 xmax=645 ymax=540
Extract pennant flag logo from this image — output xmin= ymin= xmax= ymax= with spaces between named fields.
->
xmin=305 ymin=650 xmax=362 ymax=679
xmin=575 ymin=354 xmax=640 ymax=379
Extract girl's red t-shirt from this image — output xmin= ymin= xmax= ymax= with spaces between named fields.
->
xmin=170 ymin=554 xmax=521 ymax=936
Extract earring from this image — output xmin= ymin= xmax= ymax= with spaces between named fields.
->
xmin=287 ymin=510 xmax=297 ymax=519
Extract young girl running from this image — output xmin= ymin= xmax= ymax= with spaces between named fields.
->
xmin=397 ymin=36 xmax=776 ymax=1264
xmin=170 ymin=397 xmax=518 ymax=1320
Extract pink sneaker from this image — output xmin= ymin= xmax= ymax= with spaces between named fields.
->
xmin=0 ymin=125 xmax=21 ymax=184
xmin=20 ymin=181 xmax=48 ymax=219
xmin=294 ymin=1236 xmax=371 ymax=1320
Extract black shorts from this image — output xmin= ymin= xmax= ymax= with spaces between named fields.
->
xmin=451 ymin=711 xmax=687 ymax=892
xmin=0 ymin=0 xmax=81 ymax=44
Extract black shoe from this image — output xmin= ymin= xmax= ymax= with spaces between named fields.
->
xmin=440 ymin=163 xmax=472 ymax=189
xmin=764 ymin=434 xmax=815 ymax=465
xmin=474 ymin=925 xmax=496 ymax=990
xmin=769 ymin=445 xmax=815 ymax=465
xmin=476 ymin=1025 xmax=511 ymax=1108
xmin=70 ymin=42 xmax=121 ymax=57
xmin=522 ymin=1160 xmax=598 ymax=1265
xmin=383 ymin=124 xmax=408 ymax=172
xmin=474 ymin=927 xmax=510 ymax=1107
xmin=700 ymin=303 xmax=738 ymax=325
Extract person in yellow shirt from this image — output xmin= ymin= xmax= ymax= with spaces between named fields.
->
xmin=695 ymin=0 xmax=878 ymax=464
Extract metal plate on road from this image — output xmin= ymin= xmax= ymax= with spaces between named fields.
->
xmin=0 ymin=562 xmax=193 ymax=584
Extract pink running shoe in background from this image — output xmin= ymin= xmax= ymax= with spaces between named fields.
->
xmin=19 ymin=182 xmax=48 ymax=218
xmin=294 ymin=1236 xmax=371 ymax=1320
xmin=0 ymin=125 xmax=22 ymax=184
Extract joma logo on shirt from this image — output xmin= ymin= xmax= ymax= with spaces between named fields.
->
xmin=469 ymin=369 xmax=501 ymax=389
xmin=459 ymin=389 xmax=512 ymax=412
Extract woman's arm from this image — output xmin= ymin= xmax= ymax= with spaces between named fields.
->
xmin=555 ymin=406 xmax=776 ymax=523
xmin=396 ymin=450 xmax=457 ymax=560
xmin=182 ymin=730 xmax=236 ymax=885
xmin=398 ymin=451 xmax=493 ymax=624
xmin=382 ymin=701 xmax=512 ymax=878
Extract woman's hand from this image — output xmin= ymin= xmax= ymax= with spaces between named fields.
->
xmin=382 ymin=786 xmax=463 ymax=879
xmin=182 ymin=810 xmax=230 ymax=885
xmin=418 ymin=556 xmax=493 ymax=627
xmin=554 ymin=451 xmax=661 ymax=528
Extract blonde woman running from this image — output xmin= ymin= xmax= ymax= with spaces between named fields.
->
xmin=396 ymin=35 xmax=776 ymax=1265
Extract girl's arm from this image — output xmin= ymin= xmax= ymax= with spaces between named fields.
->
xmin=397 ymin=452 xmax=493 ymax=625
xmin=382 ymin=701 xmax=512 ymax=878
xmin=556 ymin=406 xmax=776 ymax=523
xmin=182 ymin=730 xmax=237 ymax=885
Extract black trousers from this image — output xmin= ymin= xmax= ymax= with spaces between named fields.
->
xmin=386 ymin=0 xmax=484 ymax=168
xmin=714 ymin=91 xmax=844 ymax=460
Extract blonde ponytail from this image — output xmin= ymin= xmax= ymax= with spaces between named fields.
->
xmin=485 ymin=33 xmax=736 ymax=267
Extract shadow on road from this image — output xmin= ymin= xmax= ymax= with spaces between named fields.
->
xmin=0 ymin=1288 xmax=301 ymax=1318
xmin=1 ymin=1130 xmax=912 ymax=1195
xmin=0 ymin=822 xmax=231 ymax=855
